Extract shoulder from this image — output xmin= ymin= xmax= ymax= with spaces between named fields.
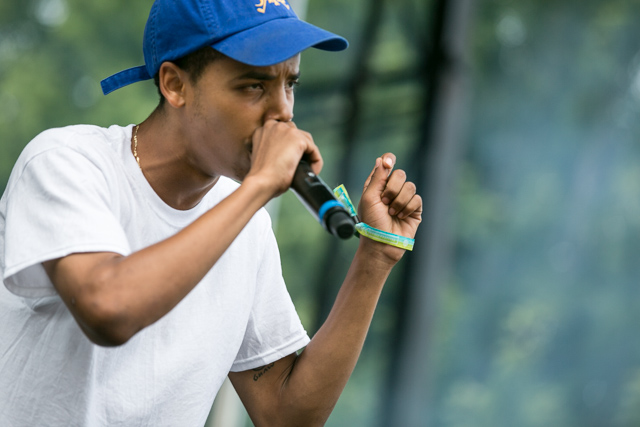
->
xmin=4 ymin=124 xmax=132 ymax=197
xmin=22 ymin=124 xmax=129 ymax=161
xmin=15 ymin=124 xmax=131 ymax=173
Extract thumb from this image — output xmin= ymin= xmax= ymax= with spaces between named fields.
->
xmin=363 ymin=153 xmax=396 ymax=195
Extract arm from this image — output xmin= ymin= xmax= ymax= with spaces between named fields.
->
xmin=43 ymin=120 xmax=319 ymax=347
xmin=44 ymin=178 xmax=270 ymax=346
xmin=229 ymin=153 xmax=422 ymax=426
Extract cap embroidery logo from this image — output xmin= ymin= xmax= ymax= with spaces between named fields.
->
xmin=255 ymin=0 xmax=290 ymax=14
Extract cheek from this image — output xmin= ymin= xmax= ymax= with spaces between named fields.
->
xmin=208 ymin=102 xmax=260 ymax=136
xmin=190 ymin=96 xmax=264 ymax=176
xmin=206 ymin=119 xmax=254 ymax=179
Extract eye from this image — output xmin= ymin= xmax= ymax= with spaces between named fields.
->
xmin=286 ymin=79 xmax=300 ymax=91
xmin=240 ymin=82 xmax=264 ymax=92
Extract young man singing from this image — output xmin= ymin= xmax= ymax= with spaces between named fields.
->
xmin=0 ymin=0 xmax=422 ymax=425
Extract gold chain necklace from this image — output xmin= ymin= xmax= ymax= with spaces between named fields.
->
xmin=133 ymin=124 xmax=141 ymax=168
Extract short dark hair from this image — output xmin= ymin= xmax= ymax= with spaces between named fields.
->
xmin=153 ymin=47 xmax=224 ymax=104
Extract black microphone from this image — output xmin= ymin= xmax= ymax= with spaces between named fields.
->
xmin=290 ymin=159 xmax=355 ymax=239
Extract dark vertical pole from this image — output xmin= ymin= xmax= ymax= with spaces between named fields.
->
xmin=311 ymin=0 xmax=387 ymax=332
xmin=380 ymin=0 xmax=475 ymax=426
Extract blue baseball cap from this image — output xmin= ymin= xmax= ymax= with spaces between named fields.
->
xmin=101 ymin=0 xmax=348 ymax=95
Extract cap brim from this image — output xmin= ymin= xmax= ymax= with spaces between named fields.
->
xmin=101 ymin=65 xmax=152 ymax=95
xmin=211 ymin=17 xmax=348 ymax=67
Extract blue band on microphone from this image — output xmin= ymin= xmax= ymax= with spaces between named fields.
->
xmin=318 ymin=200 xmax=343 ymax=224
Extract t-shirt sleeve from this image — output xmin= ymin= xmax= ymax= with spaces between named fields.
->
xmin=1 ymin=146 xmax=131 ymax=298
xmin=230 ymin=223 xmax=310 ymax=372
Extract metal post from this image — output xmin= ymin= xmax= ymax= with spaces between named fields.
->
xmin=380 ymin=0 xmax=476 ymax=425
xmin=311 ymin=0 xmax=387 ymax=332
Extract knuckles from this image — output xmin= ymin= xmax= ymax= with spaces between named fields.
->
xmin=248 ymin=121 xmax=321 ymax=195
xmin=391 ymin=169 xmax=407 ymax=181
xmin=403 ymin=181 xmax=417 ymax=195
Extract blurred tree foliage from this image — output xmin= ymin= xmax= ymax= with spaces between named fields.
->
xmin=3 ymin=0 xmax=640 ymax=426
xmin=432 ymin=0 xmax=640 ymax=426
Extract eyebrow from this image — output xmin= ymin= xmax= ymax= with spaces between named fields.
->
xmin=234 ymin=71 xmax=301 ymax=81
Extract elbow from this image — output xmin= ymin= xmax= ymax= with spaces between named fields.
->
xmin=264 ymin=400 xmax=334 ymax=427
xmin=84 ymin=330 xmax=131 ymax=348
xmin=84 ymin=321 xmax=135 ymax=347
xmin=72 ymin=290 xmax=139 ymax=347
xmin=47 ymin=253 xmax=142 ymax=346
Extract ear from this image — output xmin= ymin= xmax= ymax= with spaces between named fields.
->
xmin=158 ymin=62 xmax=188 ymax=108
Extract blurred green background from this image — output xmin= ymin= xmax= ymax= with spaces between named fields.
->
xmin=3 ymin=0 xmax=640 ymax=426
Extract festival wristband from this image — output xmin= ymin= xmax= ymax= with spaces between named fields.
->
xmin=333 ymin=185 xmax=415 ymax=251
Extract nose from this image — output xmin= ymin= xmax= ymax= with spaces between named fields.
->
xmin=264 ymin=86 xmax=294 ymax=123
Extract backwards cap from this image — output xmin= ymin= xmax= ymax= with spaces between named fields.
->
xmin=101 ymin=0 xmax=348 ymax=95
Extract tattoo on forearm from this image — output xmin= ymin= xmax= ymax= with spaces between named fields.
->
xmin=252 ymin=363 xmax=275 ymax=382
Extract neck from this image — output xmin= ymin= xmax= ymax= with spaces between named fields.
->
xmin=135 ymin=108 xmax=220 ymax=210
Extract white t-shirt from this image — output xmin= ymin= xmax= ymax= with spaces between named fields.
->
xmin=0 ymin=124 xmax=310 ymax=426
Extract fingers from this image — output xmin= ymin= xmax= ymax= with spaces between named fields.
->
xmin=253 ymin=120 xmax=318 ymax=166
xmin=383 ymin=170 xmax=421 ymax=218
xmin=363 ymin=153 xmax=421 ymax=220
xmin=248 ymin=120 xmax=323 ymax=193
xmin=363 ymin=153 xmax=396 ymax=194
xmin=303 ymin=136 xmax=323 ymax=176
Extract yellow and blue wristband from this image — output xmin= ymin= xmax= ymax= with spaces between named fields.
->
xmin=333 ymin=184 xmax=415 ymax=251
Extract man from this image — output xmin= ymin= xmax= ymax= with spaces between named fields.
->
xmin=0 ymin=0 xmax=422 ymax=426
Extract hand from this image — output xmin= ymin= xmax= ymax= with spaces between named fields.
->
xmin=245 ymin=120 xmax=323 ymax=199
xmin=358 ymin=153 xmax=422 ymax=263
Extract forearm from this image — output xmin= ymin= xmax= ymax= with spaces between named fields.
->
xmin=279 ymin=240 xmax=395 ymax=424
xmin=46 ymin=176 xmax=272 ymax=345
xmin=229 ymin=153 xmax=421 ymax=426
